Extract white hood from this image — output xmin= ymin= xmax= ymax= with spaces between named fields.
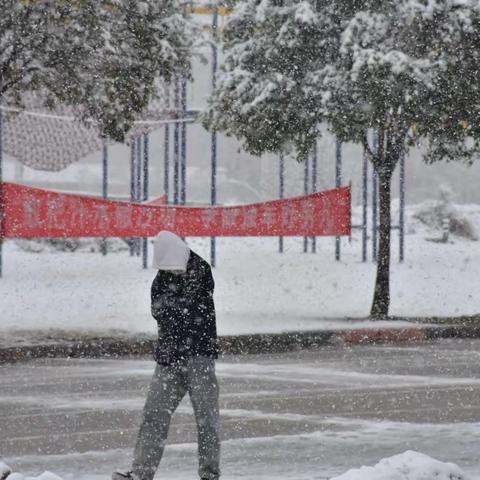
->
xmin=152 ymin=231 xmax=190 ymax=272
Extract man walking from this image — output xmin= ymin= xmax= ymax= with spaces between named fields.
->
xmin=113 ymin=231 xmax=220 ymax=480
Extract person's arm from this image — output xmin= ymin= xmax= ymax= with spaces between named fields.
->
xmin=179 ymin=260 xmax=214 ymax=315
xmin=151 ymin=272 xmax=181 ymax=322
xmin=202 ymin=263 xmax=215 ymax=294
xmin=151 ymin=275 xmax=165 ymax=322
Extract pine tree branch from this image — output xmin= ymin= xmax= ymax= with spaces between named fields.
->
xmin=1 ymin=65 xmax=40 ymax=95
xmin=1 ymin=4 xmax=36 ymax=75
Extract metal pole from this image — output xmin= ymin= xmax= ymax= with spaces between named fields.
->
xmin=303 ymin=153 xmax=309 ymax=253
xmin=180 ymin=74 xmax=187 ymax=205
xmin=399 ymin=146 xmax=405 ymax=263
xmin=210 ymin=3 xmax=218 ymax=268
xmin=129 ymin=138 xmax=135 ymax=256
xmin=372 ymin=131 xmax=379 ymax=262
xmin=279 ymin=152 xmax=285 ymax=253
xmin=142 ymin=133 xmax=149 ymax=269
xmin=136 ymin=135 xmax=142 ymax=256
xmin=173 ymin=80 xmax=180 ymax=205
xmin=136 ymin=136 xmax=142 ymax=198
xmin=164 ymin=86 xmax=170 ymax=203
xmin=372 ymin=171 xmax=378 ymax=262
xmin=210 ymin=129 xmax=217 ymax=268
xmin=143 ymin=133 xmax=149 ymax=198
xmin=0 ymin=108 xmax=3 ymax=278
xmin=101 ymin=142 xmax=108 ymax=256
xmin=311 ymin=139 xmax=318 ymax=253
xmin=335 ymin=140 xmax=342 ymax=261
xmin=362 ymin=145 xmax=368 ymax=262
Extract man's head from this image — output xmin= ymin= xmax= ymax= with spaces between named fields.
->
xmin=152 ymin=231 xmax=190 ymax=273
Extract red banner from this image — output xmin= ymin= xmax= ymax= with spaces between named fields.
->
xmin=145 ymin=195 xmax=167 ymax=206
xmin=0 ymin=182 xmax=350 ymax=238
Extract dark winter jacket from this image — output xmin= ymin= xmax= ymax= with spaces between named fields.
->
xmin=151 ymin=251 xmax=218 ymax=365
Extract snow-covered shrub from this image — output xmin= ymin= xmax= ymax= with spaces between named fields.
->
xmin=413 ymin=186 xmax=478 ymax=241
xmin=331 ymin=451 xmax=469 ymax=480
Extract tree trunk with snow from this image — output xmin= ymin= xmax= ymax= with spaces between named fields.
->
xmin=368 ymin=129 xmax=404 ymax=319
xmin=371 ymin=166 xmax=392 ymax=318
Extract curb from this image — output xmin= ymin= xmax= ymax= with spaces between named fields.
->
xmin=2 ymin=324 xmax=480 ymax=364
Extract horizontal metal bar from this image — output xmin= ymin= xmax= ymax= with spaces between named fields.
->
xmin=372 ymin=225 xmax=400 ymax=231
xmin=351 ymin=224 xmax=401 ymax=231
xmin=0 ymin=107 xmax=201 ymax=125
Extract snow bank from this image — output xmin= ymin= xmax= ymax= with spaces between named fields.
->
xmin=3 ymin=471 xmax=62 ymax=480
xmin=331 ymin=451 xmax=469 ymax=480
xmin=1 ymin=462 xmax=64 ymax=480
xmin=0 ymin=463 xmax=11 ymax=480
xmin=1 ymin=452 xmax=471 ymax=480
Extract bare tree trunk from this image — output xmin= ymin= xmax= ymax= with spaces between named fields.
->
xmin=370 ymin=168 xmax=392 ymax=318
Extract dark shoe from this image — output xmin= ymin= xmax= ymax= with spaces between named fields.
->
xmin=112 ymin=472 xmax=140 ymax=480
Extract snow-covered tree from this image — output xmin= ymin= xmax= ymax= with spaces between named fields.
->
xmin=0 ymin=0 xmax=193 ymax=141
xmin=204 ymin=0 xmax=480 ymax=318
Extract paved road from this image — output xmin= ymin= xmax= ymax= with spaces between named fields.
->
xmin=2 ymin=339 xmax=480 ymax=479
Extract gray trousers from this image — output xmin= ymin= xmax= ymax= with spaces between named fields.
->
xmin=132 ymin=357 xmax=220 ymax=480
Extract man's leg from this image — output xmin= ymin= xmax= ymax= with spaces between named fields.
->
xmin=131 ymin=363 xmax=187 ymax=480
xmin=188 ymin=357 xmax=221 ymax=480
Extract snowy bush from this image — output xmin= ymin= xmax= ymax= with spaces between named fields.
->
xmin=413 ymin=186 xmax=478 ymax=241
xmin=331 ymin=451 xmax=469 ymax=480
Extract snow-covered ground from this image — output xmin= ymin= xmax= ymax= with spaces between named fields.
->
xmin=331 ymin=451 xmax=470 ymax=480
xmin=0 ymin=452 xmax=472 ymax=480
xmin=2 ymin=342 xmax=480 ymax=480
xmin=1 ymin=203 xmax=479 ymax=338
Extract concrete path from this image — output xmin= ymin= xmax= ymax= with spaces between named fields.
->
xmin=2 ymin=339 xmax=480 ymax=479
